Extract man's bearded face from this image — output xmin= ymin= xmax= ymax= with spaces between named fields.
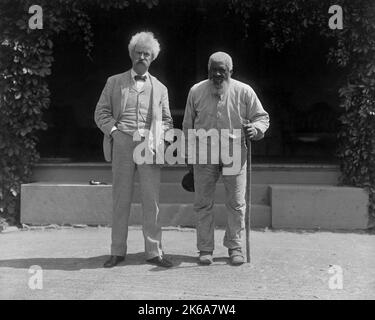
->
xmin=131 ymin=43 xmax=153 ymax=74
xmin=208 ymin=61 xmax=231 ymax=92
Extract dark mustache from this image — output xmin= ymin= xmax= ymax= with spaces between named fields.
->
xmin=212 ymin=76 xmax=224 ymax=81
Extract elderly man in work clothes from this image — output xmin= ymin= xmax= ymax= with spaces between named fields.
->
xmin=183 ymin=52 xmax=269 ymax=265
xmin=95 ymin=32 xmax=174 ymax=268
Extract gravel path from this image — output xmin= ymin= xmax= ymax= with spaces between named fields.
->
xmin=0 ymin=226 xmax=374 ymax=299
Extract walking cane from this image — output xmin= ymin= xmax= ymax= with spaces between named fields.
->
xmin=245 ymin=137 xmax=251 ymax=263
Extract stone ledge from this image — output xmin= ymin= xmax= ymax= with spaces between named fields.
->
xmin=20 ymin=182 xmax=270 ymax=205
xmin=34 ymin=162 xmax=339 ymax=170
xmin=270 ymin=185 xmax=369 ymax=229
xmin=20 ymin=184 xmax=271 ymax=228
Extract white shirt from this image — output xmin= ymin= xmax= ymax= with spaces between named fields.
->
xmin=131 ymin=69 xmax=149 ymax=91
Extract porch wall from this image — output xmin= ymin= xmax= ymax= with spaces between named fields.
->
xmin=20 ymin=164 xmax=370 ymax=230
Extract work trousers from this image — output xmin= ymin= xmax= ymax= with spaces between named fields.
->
xmin=193 ymin=143 xmax=248 ymax=252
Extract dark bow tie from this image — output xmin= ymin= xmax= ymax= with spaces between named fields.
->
xmin=134 ymin=74 xmax=147 ymax=82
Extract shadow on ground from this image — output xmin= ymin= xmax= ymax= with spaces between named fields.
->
xmin=0 ymin=253 xmax=231 ymax=271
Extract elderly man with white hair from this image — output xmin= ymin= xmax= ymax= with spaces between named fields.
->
xmin=95 ymin=31 xmax=173 ymax=268
xmin=183 ymin=51 xmax=269 ymax=265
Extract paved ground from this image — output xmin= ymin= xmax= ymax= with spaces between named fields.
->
xmin=0 ymin=226 xmax=374 ymax=300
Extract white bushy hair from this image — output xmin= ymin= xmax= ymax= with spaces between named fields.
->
xmin=128 ymin=31 xmax=160 ymax=60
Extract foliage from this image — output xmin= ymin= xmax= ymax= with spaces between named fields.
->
xmin=1 ymin=0 xmax=374 ymax=225
xmin=0 ymin=0 xmax=158 ymax=224
xmin=230 ymin=0 xmax=375 ymax=220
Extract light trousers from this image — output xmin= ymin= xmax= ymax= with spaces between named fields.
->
xmin=110 ymin=131 xmax=162 ymax=259
xmin=193 ymin=143 xmax=247 ymax=252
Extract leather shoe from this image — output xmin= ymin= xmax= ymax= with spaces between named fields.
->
xmin=228 ymin=248 xmax=244 ymax=265
xmin=103 ymin=255 xmax=125 ymax=268
xmin=198 ymin=251 xmax=213 ymax=265
xmin=146 ymin=256 xmax=173 ymax=268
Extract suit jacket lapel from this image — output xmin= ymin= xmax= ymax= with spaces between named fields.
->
xmin=148 ymin=74 xmax=164 ymax=161
xmin=149 ymin=74 xmax=161 ymax=121
xmin=120 ymin=70 xmax=132 ymax=116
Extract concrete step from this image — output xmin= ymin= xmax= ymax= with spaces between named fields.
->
xmin=132 ymin=204 xmax=271 ymax=228
xmin=32 ymin=163 xmax=340 ymax=185
xmin=20 ymin=182 xmax=370 ymax=230
xmin=270 ymin=184 xmax=369 ymax=229
xmin=20 ymin=183 xmax=271 ymax=228
xmin=133 ymin=183 xmax=269 ymax=205
xmin=21 ymin=182 xmax=269 ymax=205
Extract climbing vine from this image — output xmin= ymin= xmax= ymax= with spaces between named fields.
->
xmin=230 ymin=0 xmax=375 ymax=221
xmin=0 ymin=0 xmax=157 ymax=225
xmin=1 ymin=0 xmax=374 ymax=225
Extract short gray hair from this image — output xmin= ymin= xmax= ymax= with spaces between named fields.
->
xmin=208 ymin=52 xmax=233 ymax=71
xmin=128 ymin=31 xmax=160 ymax=60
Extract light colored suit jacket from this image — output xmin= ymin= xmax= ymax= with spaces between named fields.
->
xmin=94 ymin=70 xmax=173 ymax=162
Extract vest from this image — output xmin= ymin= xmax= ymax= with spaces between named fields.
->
xmin=117 ymin=78 xmax=153 ymax=135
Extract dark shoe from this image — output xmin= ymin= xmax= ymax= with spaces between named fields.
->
xmin=198 ymin=251 xmax=213 ymax=265
xmin=228 ymin=248 xmax=244 ymax=265
xmin=146 ymin=256 xmax=173 ymax=268
xmin=103 ymin=255 xmax=125 ymax=268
